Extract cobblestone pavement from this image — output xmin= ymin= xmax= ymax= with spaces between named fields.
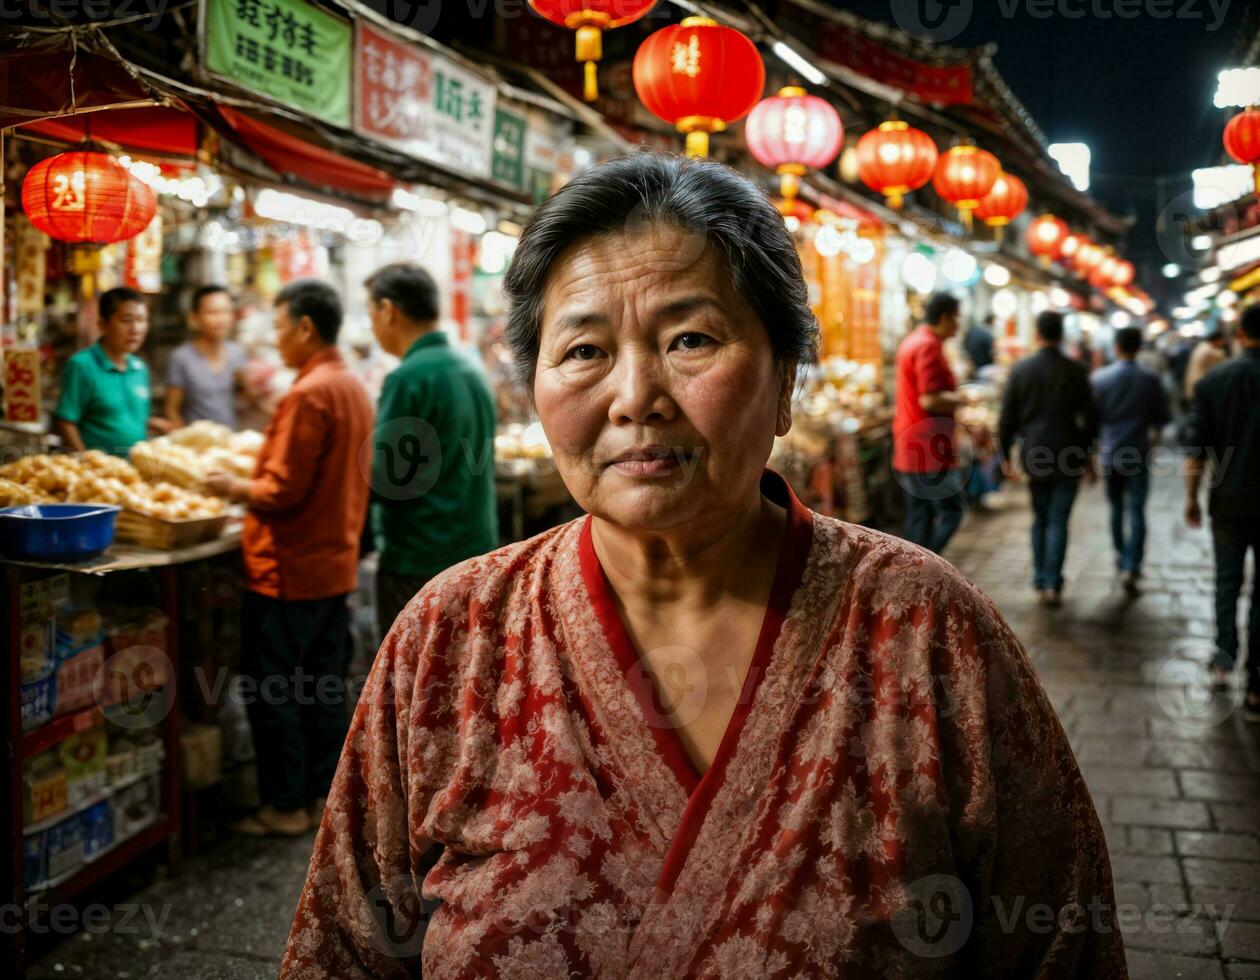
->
xmin=25 ymin=473 xmax=1260 ymax=979
xmin=949 ymin=473 xmax=1260 ymax=980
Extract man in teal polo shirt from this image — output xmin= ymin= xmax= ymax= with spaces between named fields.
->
xmin=55 ymin=286 xmax=161 ymax=455
xmin=365 ymin=263 xmax=498 ymax=637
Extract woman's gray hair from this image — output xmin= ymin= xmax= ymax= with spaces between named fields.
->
xmin=502 ymin=151 xmax=819 ymax=385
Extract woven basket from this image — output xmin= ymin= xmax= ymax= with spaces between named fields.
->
xmin=114 ymin=510 xmax=228 ymax=550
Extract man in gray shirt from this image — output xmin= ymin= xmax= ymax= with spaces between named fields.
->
xmin=165 ymin=285 xmax=248 ymax=428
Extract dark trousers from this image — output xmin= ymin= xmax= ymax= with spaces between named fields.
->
xmin=375 ymin=569 xmax=433 ymax=641
xmin=1029 ymin=478 xmax=1080 ymax=590
xmin=1104 ymin=468 xmax=1150 ymax=574
xmin=1210 ymin=515 xmax=1260 ymax=693
xmin=241 ymin=590 xmax=352 ymax=812
xmin=897 ymin=470 xmax=966 ymax=555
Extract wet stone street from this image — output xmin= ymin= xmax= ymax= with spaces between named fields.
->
xmin=23 ymin=472 xmax=1260 ymax=980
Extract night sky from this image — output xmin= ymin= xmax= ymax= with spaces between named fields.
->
xmin=830 ymin=0 xmax=1256 ymax=276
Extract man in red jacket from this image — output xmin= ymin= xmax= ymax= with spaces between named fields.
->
xmin=892 ymin=292 xmax=967 ymax=555
xmin=206 ymin=280 xmax=374 ymax=835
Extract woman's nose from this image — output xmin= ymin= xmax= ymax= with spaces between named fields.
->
xmin=607 ymin=351 xmax=676 ymax=426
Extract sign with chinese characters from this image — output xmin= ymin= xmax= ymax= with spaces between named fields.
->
xmin=4 ymin=348 xmax=41 ymax=423
xmin=355 ymin=21 xmax=496 ymax=178
xmin=491 ymin=107 xmax=527 ymax=190
xmin=15 ymin=215 xmax=47 ymax=318
xmin=204 ymin=0 xmax=351 ymax=127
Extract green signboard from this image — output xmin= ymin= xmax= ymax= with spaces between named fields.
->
xmin=491 ymin=108 xmax=527 ymax=190
xmin=204 ymin=0 xmax=351 ymax=127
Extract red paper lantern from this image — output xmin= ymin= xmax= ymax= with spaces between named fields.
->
xmin=1223 ymin=107 xmax=1260 ymax=197
xmin=1026 ymin=214 xmax=1069 ymax=264
xmin=528 ymin=0 xmax=657 ymax=101
xmin=633 ymin=17 xmax=765 ymax=158
xmin=745 ymin=86 xmax=843 ymax=200
xmin=855 ymin=120 xmax=938 ymax=209
xmin=1110 ymin=258 xmax=1135 ymax=287
xmin=974 ymin=171 xmax=1028 ymax=227
xmin=932 ymin=145 xmax=1000 ymax=228
xmin=22 ymin=151 xmax=157 ymax=244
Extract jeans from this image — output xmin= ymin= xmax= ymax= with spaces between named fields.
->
xmin=1029 ymin=478 xmax=1080 ymax=590
xmin=897 ymin=470 xmax=967 ymax=555
xmin=1210 ymin=516 xmax=1260 ymax=694
xmin=241 ymin=591 xmax=352 ymax=812
xmin=1104 ymin=468 xmax=1150 ymax=574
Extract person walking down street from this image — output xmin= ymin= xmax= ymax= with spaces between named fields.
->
xmin=1184 ymin=327 xmax=1230 ymax=402
xmin=1091 ymin=327 xmax=1171 ymax=594
xmin=1183 ymin=303 xmax=1260 ymax=719
xmin=364 ymin=263 xmax=499 ymax=639
xmin=892 ymin=292 xmax=967 ymax=555
xmin=165 ymin=284 xmax=249 ymax=428
xmin=204 ymin=281 xmax=375 ymax=835
xmin=999 ymin=310 xmax=1100 ymax=606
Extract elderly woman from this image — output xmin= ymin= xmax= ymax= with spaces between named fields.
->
xmin=281 ymin=154 xmax=1123 ymax=979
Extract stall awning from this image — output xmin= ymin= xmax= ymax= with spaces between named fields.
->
xmin=210 ymin=106 xmax=395 ymax=201
xmin=18 ymin=107 xmax=198 ymax=158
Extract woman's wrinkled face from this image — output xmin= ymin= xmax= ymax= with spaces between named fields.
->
xmin=534 ymin=226 xmax=793 ymax=532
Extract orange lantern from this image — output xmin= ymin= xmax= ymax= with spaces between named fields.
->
xmin=974 ymin=171 xmax=1028 ymax=229
xmin=527 ymin=0 xmax=658 ymax=102
xmin=855 ymin=120 xmax=938 ymax=209
xmin=1223 ymin=107 xmax=1260 ymax=197
xmin=1026 ymin=214 xmax=1069 ymax=265
xmin=22 ymin=151 xmax=157 ymax=244
xmin=745 ymin=86 xmax=844 ymax=200
xmin=932 ymin=145 xmax=1000 ymax=229
xmin=633 ymin=17 xmax=765 ymax=158
xmin=774 ymin=196 xmax=815 ymax=222
xmin=1110 ymin=258 xmax=1135 ymax=287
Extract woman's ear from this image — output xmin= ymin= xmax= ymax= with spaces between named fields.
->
xmin=776 ymin=364 xmax=796 ymax=437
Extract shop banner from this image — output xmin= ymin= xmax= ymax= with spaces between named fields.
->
xmin=817 ymin=23 xmax=972 ymax=106
xmin=15 ymin=215 xmax=47 ymax=319
xmin=203 ymin=0 xmax=351 ymax=127
xmin=491 ymin=107 xmax=527 ymax=191
xmin=4 ymin=348 xmax=41 ymax=423
xmin=355 ymin=21 xmax=496 ymax=178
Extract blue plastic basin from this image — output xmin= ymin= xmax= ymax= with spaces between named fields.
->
xmin=0 ymin=504 xmax=121 ymax=562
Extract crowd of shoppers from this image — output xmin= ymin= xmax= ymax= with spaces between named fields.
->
xmin=893 ymin=293 xmax=1257 ymax=717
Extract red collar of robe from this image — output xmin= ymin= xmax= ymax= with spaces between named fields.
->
xmin=576 ymin=467 xmax=815 ymax=896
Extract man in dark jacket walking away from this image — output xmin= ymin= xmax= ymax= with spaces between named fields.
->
xmin=999 ymin=311 xmax=1100 ymax=606
xmin=1184 ymin=303 xmax=1260 ymax=718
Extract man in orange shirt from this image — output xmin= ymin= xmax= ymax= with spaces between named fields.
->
xmin=205 ymin=280 xmax=374 ymax=836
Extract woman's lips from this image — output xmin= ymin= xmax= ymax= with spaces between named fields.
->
xmin=607 ymin=447 xmax=693 ymax=477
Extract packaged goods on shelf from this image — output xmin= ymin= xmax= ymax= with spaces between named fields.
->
xmin=23 ymin=750 xmax=68 ymax=825
xmin=60 ymin=726 xmax=108 ymax=807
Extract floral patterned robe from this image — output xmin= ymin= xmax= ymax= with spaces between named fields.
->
xmin=281 ymin=471 xmax=1125 ymax=979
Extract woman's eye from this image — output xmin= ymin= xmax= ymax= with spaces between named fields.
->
xmin=564 ymin=344 xmax=602 ymax=361
xmin=671 ymin=332 xmax=713 ymax=351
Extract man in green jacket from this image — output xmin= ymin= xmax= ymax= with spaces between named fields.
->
xmin=365 ymin=263 xmax=498 ymax=637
